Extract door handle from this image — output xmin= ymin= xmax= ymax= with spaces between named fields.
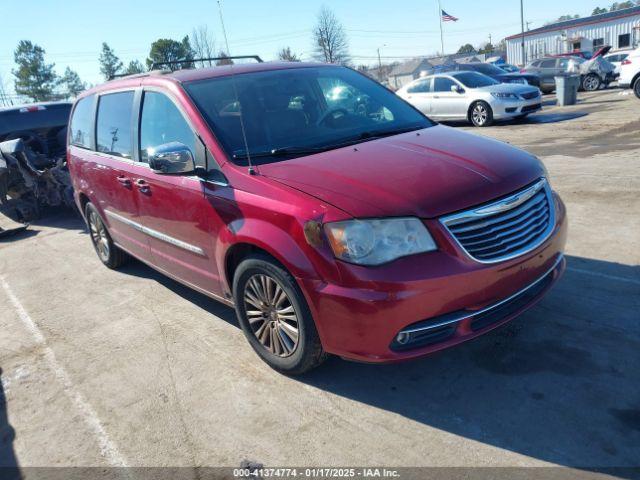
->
xmin=433 ymin=95 xmax=440 ymax=99
xmin=116 ymin=176 xmax=131 ymax=187
xmin=135 ymin=179 xmax=150 ymax=193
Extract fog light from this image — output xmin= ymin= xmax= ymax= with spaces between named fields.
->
xmin=396 ymin=332 xmax=411 ymax=345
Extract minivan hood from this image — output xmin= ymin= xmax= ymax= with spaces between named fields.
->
xmin=258 ymin=125 xmax=544 ymax=218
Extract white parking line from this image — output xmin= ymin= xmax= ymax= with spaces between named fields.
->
xmin=566 ymin=267 xmax=640 ymax=286
xmin=0 ymin=275 xmax=128 ymax=467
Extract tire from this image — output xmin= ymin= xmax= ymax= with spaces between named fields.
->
xmin=634 ymin=79 xmax=640 ymax=99
xmin=233 ymin=254 xmax=326 ymax=375
xmin=85 ymin=203 xmax=128 ymax=269
xmin=469 ymin=101 xmax=493 ymax=127
xmin=582 ymin=73 xmax=601 ymax=92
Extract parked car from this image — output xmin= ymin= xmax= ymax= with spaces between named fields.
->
xmin=397 ymin=71 xmax=542 ymax=127
xmin=552 ymin=51 xmax=592 ymax=59
xmin=445 ymin=62 xmax=541 ymax=88
xmin=619 ymin=48 xmax=640 ymax=98
xmin=604 ymin=51 xmax=631 ymax=75
xmin=522 ymin=56 xmax=615 ymax=93
xmin=68 ymin=62 xmax=567 ymax=374
xmin=496 ymin=63 xmax=521 ymax=73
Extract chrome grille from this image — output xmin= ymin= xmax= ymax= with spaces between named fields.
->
xmin=441 ymin=179 xmax=554 ymax=263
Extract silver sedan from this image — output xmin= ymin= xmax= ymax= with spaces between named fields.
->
xmin=397 ymin=71 xmax=543 ymax=127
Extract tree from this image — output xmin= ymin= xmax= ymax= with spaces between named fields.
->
xmin=192 ymin=25 xmax=216 ymax=67
xmin=215 ymin=51 xmax=233 ymax=66
xmin=457 ymin=44 xmax=476 ymax=54
xmin=13 ymin=40 xmax=58 ymax=102
xmin=123 ymin=60 xmax=145 ymax=75
xmin=277 ymin=46 xmax=300 ymax=62
xmin=147 ymin=36 xmax=194 ymax=71
xmin=61 ymin=67 xmax=86 ymax=98
xmin=312 ymin=6 xmax=349 ymax=64
xmin=592 ymin=6 xmax=608 ymax=14
xmin=99 ymin=43 xmax=123 ymax=80
xmin=609 ymin=1 xmax=637 ymax=10
xmin=478 ymin=42 xmax=494 ymax=54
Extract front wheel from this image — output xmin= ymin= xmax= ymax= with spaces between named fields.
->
xmin=634 ymin=79 xmax=640 ymax=99
xmin=582 ymin=73 xmax=601 ymax=91
xmin=233 ymin=254 xmax=326 ymax=375
xmin=469 ymin=101 xmax=494 ymax=127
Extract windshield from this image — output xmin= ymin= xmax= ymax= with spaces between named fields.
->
xmin=469 ymin=63 xmax=506 ymax=75
xmin=184 ymin=66 xmax=433 ymax=165
xmin=452 ymin=72 xmax=500 ymax=88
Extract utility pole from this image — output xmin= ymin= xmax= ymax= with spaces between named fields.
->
xmin=377 ymin=44 xmax=386 ymax=81
xmin=520 ymin=0 xmax=526 ymax=66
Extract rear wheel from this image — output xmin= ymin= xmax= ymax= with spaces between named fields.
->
xmin=233 ymin=254 xmax=326 ymax=374
xmin=469 ymin=101 xmax=493 ymax=127
xmin=634 ymin=79 xmax=640 ymax=99
xmin=85 ymin=203 xmax=128 ymax=269
xmin=582 ymin=73 xmax=601 ymax=91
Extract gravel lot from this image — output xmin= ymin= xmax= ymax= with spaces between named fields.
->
xmin=1 ymin=89 xmax=639 ymax=476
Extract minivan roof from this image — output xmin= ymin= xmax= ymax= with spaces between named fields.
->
xmin=80 ymin=61 xmax=334 ymax=98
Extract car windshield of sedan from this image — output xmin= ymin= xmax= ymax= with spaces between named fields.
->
xmin=184 ymin=66 xmax=433 ymax=165
xmin=452 ymin=72 xmax=500 ymax=88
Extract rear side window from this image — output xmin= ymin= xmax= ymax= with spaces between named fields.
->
xmin=407 ymin=79 xmax=431 ymax=93
xmin=139 ymin=91 xmax=197 ymax=163
xmin=96 ymin=91 xmax=134 ymax=158
xmin=69 ymin=96 xmax=94 ymax=149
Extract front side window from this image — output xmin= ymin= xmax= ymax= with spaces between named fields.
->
xmin=433 ymin=77 xmax=457 ymax=92
xmin=619 ymin=33 xmax=631 ymax=49
xmin=139 ymin=91 xmax=197 ymax=163
xmin=96 ymin=91 xmax=134 ymax=158
xmin=540 ymin=59 xmax=556 ymax=68
xmin=69 ymin=95 xmax=94 ymax=149
xmin=184 ymin=66 xmax=433 ymax=165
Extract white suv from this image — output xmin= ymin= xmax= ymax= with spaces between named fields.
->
xmin=619 ymin=48 xmax=640 ymax=98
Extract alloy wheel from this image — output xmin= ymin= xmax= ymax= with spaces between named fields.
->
xmin=243 ymin=274 xmax=299 ymax=357
xmin=472 ymin=104 xmax=488 ymax=126
xmin=88 ymin=211 xmax=110 ymax=261
xmin=584 ymin=75 xmax=600 ymax=91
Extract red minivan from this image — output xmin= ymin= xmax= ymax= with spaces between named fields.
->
xmin=68 ymin=61 xmax=567 ymax=374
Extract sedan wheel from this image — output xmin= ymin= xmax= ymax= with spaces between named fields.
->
xmin=244 ymin=274 xmax=299 ymax=357
xmin=470 ymin=101 xmax=493 ymax=127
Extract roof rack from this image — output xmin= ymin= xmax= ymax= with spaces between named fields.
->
xmin=149 ymin=55 xmax=263 ymax=70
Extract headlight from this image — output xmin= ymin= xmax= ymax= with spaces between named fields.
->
xmin=491 ymin=92 xmax=519 ymax=99
xmin=324 ymin=218 xmax=437 ymax=266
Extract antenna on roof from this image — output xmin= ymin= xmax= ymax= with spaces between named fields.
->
xmin=217 ymin=0 xmax=255 ymax=175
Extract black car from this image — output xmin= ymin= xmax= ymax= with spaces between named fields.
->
xmin=445 ymin=63 xmax=541 ymax=89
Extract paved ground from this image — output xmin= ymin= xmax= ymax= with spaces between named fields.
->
xmin=1 ymin=89 xmax=639 ymax=476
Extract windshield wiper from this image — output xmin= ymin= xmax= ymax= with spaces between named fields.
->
xmin=232 ymin=146 xmax=326 ymax=160
xmin=355 ymin=125 xmax=424 ymax=140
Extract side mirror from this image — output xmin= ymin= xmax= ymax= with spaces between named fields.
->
xmin=451 ymin=85 xmax=464 ymax=94
xmin=148 ymin=142 xmax=195 ymax=175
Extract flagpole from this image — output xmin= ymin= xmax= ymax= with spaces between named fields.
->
xmin=438 ymin=0 xmax=444 ymax=55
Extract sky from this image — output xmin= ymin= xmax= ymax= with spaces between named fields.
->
xmin=0 ymin=0 xmax=617 ymax=98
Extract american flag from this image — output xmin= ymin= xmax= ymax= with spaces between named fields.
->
xmin=441 ymin=10 xmax=459 ymax=22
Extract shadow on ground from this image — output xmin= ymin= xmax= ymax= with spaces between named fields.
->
xmin=0 ymin=369 xmax=20 ymax=478
xmin=118 ymin=248 xmax=640 ymax=473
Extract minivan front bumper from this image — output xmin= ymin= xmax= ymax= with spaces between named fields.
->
xmin=299 ymin=192 xmax=567 ymax=363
